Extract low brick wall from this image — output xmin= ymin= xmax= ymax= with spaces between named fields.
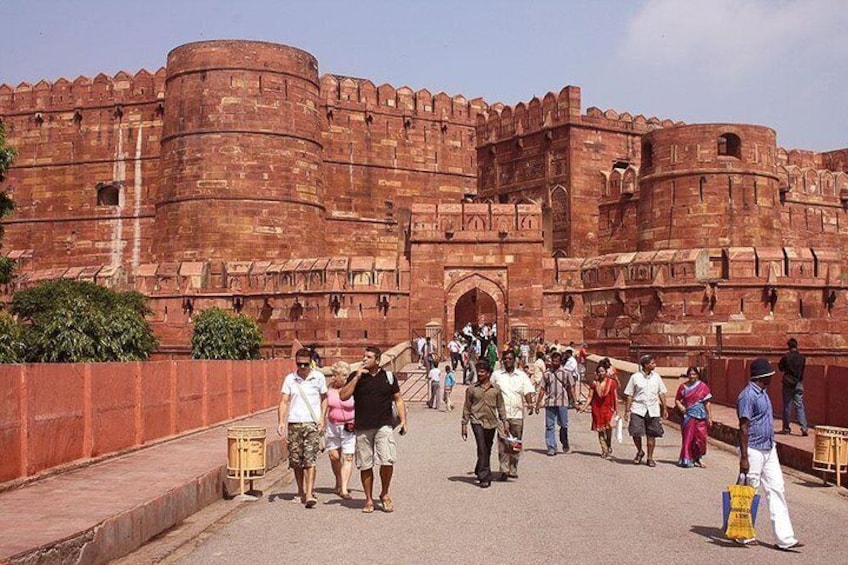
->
xmin=0 ymin=358 xmax=293 ymax=484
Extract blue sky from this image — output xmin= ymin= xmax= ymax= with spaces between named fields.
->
xmin=1 ymin=0 xmax=846 ymax=151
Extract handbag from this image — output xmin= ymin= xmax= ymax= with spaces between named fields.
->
xmin=722 ymin=474 xmax=760 ymax=540
xmin=295 ymin=381 xmax=326 ymax=452
xmin=614 ymin=414 xmax=624 ymax=444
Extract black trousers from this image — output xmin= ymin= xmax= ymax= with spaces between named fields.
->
xmin=471 ymin=423 xmax=496 ymax=482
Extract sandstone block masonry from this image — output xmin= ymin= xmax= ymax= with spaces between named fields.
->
xmin=1 ymin=39 xmax=847 ymax=365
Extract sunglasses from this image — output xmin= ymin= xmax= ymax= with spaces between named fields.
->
xmin=296 ymin=361 xmax=311 ymax=367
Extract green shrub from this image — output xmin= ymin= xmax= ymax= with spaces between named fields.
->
xmin=191 ymin=308 xmax=262 ymax=360
xmin=10 ymin=280 xmax=158 ymax=363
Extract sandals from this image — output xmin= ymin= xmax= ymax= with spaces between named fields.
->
xmin=647 ymin=459 xmax=657 ymax=468
xmin=362 ymin=502 xmax=375 ymax=513
xmin=633 ymin=450 xmax=645 ymax=464
xmin=305 ymin=497 xmax=317 ymax=508
xmin=380 ymin=495 xmax=395 ymax=513
xmin=339 ymin=491 xmax=353 ymax=500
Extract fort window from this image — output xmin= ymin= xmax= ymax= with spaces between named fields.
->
xmin=641 ymin=142 xmax=653 ymax=169
xmin=96 ymin=182 xmax=120 ymax=206
xmin=699 ymin=176 xmax=706 ymax=202
xmin=717 ymin=133 xmax=741 ymax=158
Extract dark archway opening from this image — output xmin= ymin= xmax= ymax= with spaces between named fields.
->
xmin=454 ymin=288 xmax=497 ymax=334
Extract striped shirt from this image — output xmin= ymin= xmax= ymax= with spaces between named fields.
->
xmin=540 ymin=367 xmax=573 ymax=407
xmin=736 ymin=381 xmax=774 ymax=450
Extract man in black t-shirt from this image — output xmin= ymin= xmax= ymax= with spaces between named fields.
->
xmin=340 ymin=345 xmax=408 ymax=513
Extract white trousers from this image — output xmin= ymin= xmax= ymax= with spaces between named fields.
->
xmin=746 ymin=445 xmax=797 ymax=548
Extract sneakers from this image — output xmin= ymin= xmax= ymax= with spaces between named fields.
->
xmin=777 ymin=542 xmax=804 ymax=551
xmin=546 ymin=450 xmax=556 ymax=456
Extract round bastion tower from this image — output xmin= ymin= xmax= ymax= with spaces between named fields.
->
xmin=637 ymin=124 xmax=781 ymax=250
xmin=154 ymin=40 xmax=325 ymax=262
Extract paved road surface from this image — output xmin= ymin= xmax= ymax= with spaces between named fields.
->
xmin=171 ymin=397 xmax=846 ymax=565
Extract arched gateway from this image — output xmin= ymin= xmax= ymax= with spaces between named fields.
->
xmin=445 ymin=274 xmax=506 ymax=341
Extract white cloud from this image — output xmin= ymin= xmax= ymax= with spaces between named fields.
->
xmin=621 ymin=0 xmax=848 ymax=80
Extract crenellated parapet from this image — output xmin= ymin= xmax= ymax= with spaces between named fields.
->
xmin=0 ymin=69 xmax=166 ymax=116
xmin=320 ymin=74 xmax=486 ymax=124
xmin=409 ymin=202 xmax=542 ymax=242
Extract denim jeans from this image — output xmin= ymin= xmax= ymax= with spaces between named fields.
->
xmin=781 ymin=385 xmax=808 ymax=433
xmin=545 ymin=406 xmax=570 ymax=452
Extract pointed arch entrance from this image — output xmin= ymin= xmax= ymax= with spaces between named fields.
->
xmin=445 ymin=273 xmax=506 ymax=341
xmin=453 ymin=288 xmax=497 ymax=334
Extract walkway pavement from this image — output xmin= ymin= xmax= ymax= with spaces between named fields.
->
xmin=0 ymin=383 xmax=843 ymax=564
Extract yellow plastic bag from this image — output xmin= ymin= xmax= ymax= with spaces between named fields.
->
xmin=723 ymin=483 xmax=758 ymax=540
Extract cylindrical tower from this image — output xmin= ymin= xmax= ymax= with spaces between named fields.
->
xmin=155 ymin=40 xmax=324 ymax=261
xmin=637 ymin=124 xmax=780 ymax=250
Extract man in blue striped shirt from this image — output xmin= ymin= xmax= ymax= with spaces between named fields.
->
xmin=736 ymin=358 xmax=802 ymax=551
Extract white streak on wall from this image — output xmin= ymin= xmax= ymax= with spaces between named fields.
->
xmin=132 ymin=124 xmax=143 ymax=274
xmin=111 ymin=123 xmax=127 ymax=268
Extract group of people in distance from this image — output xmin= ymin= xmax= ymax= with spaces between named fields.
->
xmin=277 ymin=346 xmax=407 ymax=513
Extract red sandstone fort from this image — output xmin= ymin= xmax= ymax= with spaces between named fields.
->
xmin=1 ymin=40 xmax=847 ymax=365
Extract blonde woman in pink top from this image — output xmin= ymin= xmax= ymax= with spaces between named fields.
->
xmin=326 ymin=361 xmax=356 ymax=499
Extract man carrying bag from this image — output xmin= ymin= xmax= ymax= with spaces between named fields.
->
xmin=734 ymin=358 xmax=802 ymax=550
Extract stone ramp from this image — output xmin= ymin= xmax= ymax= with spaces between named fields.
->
xmin=0 ymin=411 xmax=284 ymax=565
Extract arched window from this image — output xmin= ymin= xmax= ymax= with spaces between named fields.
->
xmin=717 ymin=133 xmax=741 ymax=158
xmin=96 ymin=182 xmax=121 ymax=206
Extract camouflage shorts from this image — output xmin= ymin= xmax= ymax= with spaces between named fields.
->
xmin=287 ymin=423 xmax=320 ymax=468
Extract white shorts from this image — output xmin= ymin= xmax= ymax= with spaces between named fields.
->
xmin=325 ymin=421 xmax=355 ymax=455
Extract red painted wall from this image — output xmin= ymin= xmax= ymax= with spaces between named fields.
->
xmin=0 ymin=358 xmax=292 ymax=484
xmin=707 ymin=357 xmax=848 ymax=428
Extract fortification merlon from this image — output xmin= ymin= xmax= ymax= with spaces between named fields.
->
xmin=475 ymin=86 xmax=581 ymax=142
xmin=319 ymin=74 xmax=487 ymax=123
xmin=0 ymin=69 xmax=167 ymax=115
xmin=777 ymin=165 xmax=848 ymax=201
xmin=583 ymin=106 xmax=683 ymax=132
xmin=820 ymin=148 xmax=848 ymax=173
xmin=576 ymin=247 xmax=844 ymax=292
xmin=409 ymin=202 xmax=543 ymax=239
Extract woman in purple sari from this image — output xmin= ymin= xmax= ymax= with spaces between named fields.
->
xmin=675 ymin=366 xmax=712 ymax=468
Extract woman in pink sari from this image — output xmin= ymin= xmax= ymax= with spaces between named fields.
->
xmin=675 ymin=366 xmax=712 ymax=468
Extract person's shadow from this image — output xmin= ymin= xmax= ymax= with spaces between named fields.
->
xmin=447 ymin=475 xmax=482 ymax=487
xmin=690 ymin=525 xmax=748 ymax=548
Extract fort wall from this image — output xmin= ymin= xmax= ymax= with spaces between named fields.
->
xmin=0 ymin=70 xmax=165 ymax=271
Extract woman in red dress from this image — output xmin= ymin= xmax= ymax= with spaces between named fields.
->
xmin=580 ymin=364 xmax=619 ymax=459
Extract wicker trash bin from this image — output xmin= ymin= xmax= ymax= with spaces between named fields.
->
xmin=812 ymin=426 xmax=848 ymax=488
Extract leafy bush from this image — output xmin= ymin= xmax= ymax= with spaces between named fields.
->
xmin=191 ymin=308 xmax=262 ymax=360
xmin=9 ymin=280 xmax=158 ymax=363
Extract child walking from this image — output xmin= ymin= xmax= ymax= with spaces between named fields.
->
xmin=443 ymin=364 xmax=456 ymax=411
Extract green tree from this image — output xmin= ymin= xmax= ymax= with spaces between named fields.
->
xmin=10 ymin=280 xmax=158 ymax=363
xmin=0 ymin=122 xmax=18 ymax=284
xmin=191 ymin=307 xmax=263 ymax=360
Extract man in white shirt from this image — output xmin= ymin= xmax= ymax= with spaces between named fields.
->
xmin=277 ymin=348 xmax=329 ymax=508
xmin=491 ymin=350 xmax=535 ymax=480
xmin=623 ymin=354 xmax=668 ymax=468
xmin=447 ymin=336 xmax=461 ymax=371
xmin=428 ymin=364 xmax=442 ymax=410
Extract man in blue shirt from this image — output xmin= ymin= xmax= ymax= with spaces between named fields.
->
xmin=736 ymin=358 xmax=802 ymax=551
